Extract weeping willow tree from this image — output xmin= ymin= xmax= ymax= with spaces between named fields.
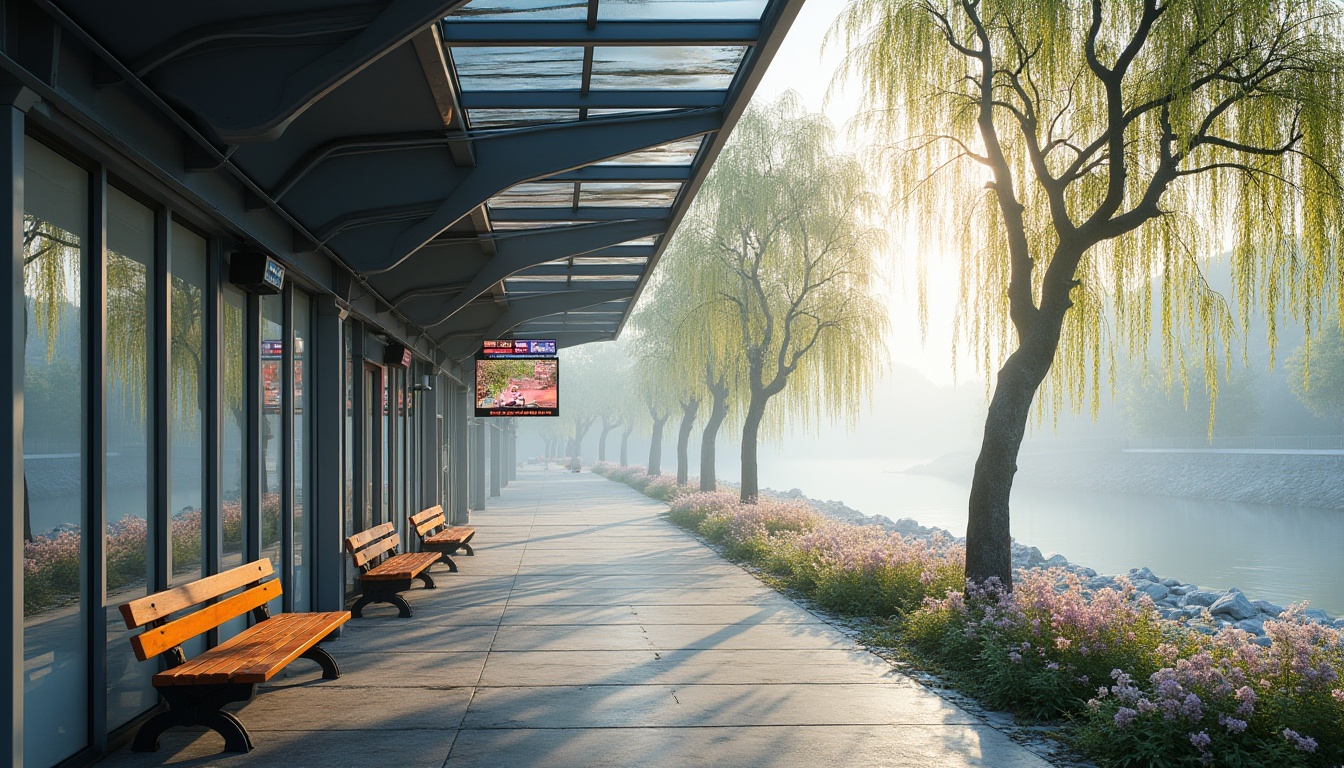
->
xmin=682 ymin=93 xmax=890 ymax=502
xmin=833 ymin=0 xmax=1344 ymax=584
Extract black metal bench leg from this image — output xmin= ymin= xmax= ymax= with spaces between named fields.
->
xmin=300 ymin=645 xmax=342 ymax=680
xmin=130 ymin=710 xmax=178 ymax=752
xmin=135 ymin=683 xmax=257 ymax=753
xmin=389 ymin=593 xmax=413 ymax=618
xmin=350 ymin=593 xmax=374 ymax=619
xmin=461 ymin=542 xmax=474 ymax=556
xmin=419 ymin=572 xmax=436 ymax=589
xmin=201 ymin=710 xmax=254 ymax=753
xmin=438 ymin=552 xmax=459 ymax=572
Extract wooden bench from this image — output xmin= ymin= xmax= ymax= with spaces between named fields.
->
xmin=409 ymin=505 xmax=476 ymax=573
xmin=345 ymin=522 xmax=440 ymax=618
xmin=118 ymin=558 xmax=349 ymax=753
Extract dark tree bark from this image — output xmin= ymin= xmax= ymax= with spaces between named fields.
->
xmin=699 ymin=372 xmax=731 ymax=492
xmin=674 ymin=397 xmax=699 ymax=485
xmin=597 ymin=414 xmax=622 ymax=463
xmin=619 ymin=425 xmax=633 ymax=466
xmin=646 ymin=409 xmax=669 ymax=476
xmin=738 ymin=399 xmax=768 ymax=502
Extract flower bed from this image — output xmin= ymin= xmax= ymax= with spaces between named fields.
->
xmin=594 ymin=469 xmax=1344 ymax=767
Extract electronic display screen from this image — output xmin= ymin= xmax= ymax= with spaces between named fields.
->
xmin=475 ymin=356 xmax=559 ymax=417
xmin=480 ymin=339 xmax=557 ymax=358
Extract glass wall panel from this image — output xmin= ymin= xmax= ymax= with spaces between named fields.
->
xmin=381 ymin=367 xmax=391 ymax=526
xmin=292 ymin=291 xmax=312 ymax=610
xmin=259 ymin=293 xmax=283 ymax=583
xmin=22 ymin=137 xmax=89 ymax=768
xmin=221 ymin=286 xmax=247 ymax=569
xmin=169 ymin=221 xmax=206 ymax=585
xmin=105 ymin=186 xmax=155 ymax=730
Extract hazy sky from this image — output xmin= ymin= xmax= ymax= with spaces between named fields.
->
xmin=748 ymin=0 xmax=974 ymax=387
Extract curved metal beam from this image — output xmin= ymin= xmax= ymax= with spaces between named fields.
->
xmin=372 ymin=110 xmax=719 ymax=273
xmin=131 ymin=7 xmax=381 ymax=78
xmin=166 ymin=0 xmax=472 ymax=143
xmin=406 ymin=219 xmax=665 ymax=326
xmin=437 ymin=290 xmax=631 ymax=350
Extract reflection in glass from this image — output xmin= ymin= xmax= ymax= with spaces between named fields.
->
xmin=170 ymin=222 xmax=207 ymax=585
xmin=221 ymin=286 xmax=248 ymax=570
xmin=22 ymin=137 xmax=89 ymax=767
xmin=293 ymin=292 xmax=312 ymax=610
xmin=453 ymin=0 xmax=586 ymax=22
xmin=578 ymin=182 xmax=682 ymax=207
xmin=590 ymin=46 xmax=745 ymax=90
xmin=105 ymin=186 xmax=156 ymax=730
xmin=260 ymin=294 xmax=283 ymax=584
xmin=344 ymin=324 xmax=356 ymax=593
xmin=452 ymin=47 xmax=583 ymax=90
xmin=596 ymin=137 xmax=703 ymax=166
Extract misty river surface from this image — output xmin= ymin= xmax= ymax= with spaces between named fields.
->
xmin=752 ymin=457 xmax=1344 ymax=617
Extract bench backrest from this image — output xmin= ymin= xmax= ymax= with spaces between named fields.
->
xmin=345 ymin=522 xmax=402 ymax=571
xmin=118 ymin=559 xmax=281 ymax=662
xmin=409 ymin=505 xmax=447 ymax=539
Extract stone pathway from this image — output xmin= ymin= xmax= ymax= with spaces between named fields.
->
xmin=100 ymin=466 xmax=1051 ymax=767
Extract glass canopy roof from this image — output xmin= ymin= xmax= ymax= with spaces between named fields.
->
xmin=440 ymin=0 xmax=777 ymax=342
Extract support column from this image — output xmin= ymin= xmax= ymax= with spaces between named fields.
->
xmin=506 ymin=423 xmax=517 ymax=482
xmin=1 ymin=81 xmax=37 ymax=768
xmin=448 ymin=374 xmax=470 ymax=524
xmin=311 ymin=298 xmax=346 ymax=612
xmin=469 ymin=419 xmax=486 ymax=511
xmin=489 ymin=424 xmax=502 ymax=498
xmin=1 ymin=84 xmax=37 ymax=768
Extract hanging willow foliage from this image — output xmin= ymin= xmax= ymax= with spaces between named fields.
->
xmin=831 ymin=0 xmax=1344 ymax=422
xmin=649 ymin=94 xmax=890 ymax=501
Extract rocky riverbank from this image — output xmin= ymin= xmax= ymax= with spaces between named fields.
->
xmin=759 ymin=485 xmax=1344 ymax=640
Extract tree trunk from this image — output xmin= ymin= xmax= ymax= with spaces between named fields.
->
xmin=965 ymin=321 xmax=1063 ymax=587
xmin=598 ymin=423 xmax=616 ymax=462
xmin=620 ymin=426 xmax=632 ymax=466
xmin=647 ymin=416 xmax=668 ymax=476
xmin=675 ymin=398 xmax=699 ymax=485
xmin=738 ymin=395 xmax=767 ymax=502
xmin=699 ymin=389 xmax=729 ymax=492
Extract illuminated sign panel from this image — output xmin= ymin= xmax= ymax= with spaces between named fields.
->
xmin=475 ymin=340 xmax=559 ymax=417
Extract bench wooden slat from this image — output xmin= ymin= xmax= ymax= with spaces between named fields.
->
xmin=350 ymin=535 xmax=398 ymax=569
xmin=232 ymin=613 xmax=349 ymax=683
xmin=413 ymin=515 xmax=445 ymax=537
xmin=120 ymin=559 xmax=274 ymax=629
xmin=154 ymin=612 xmax=348 ymax=686
xmin=362 ymin=552 xmax=439 ymax=581
xmin=344 ymin=522 xmax=395 ymax=554
xmin=130 ymin=580 xmax=281 ymax=662
xmin=425 ymin=526 xmax=474 ymax=545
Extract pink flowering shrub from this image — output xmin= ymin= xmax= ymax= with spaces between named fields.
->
xmin=591 ymin=461 xmax=616 ymax=477
xmin=773 ymin=521 xmax=965 ymax=617
xmin=904 ymin=571 xmax=1167 ymax=720
xmin=1078 ymin=609 xmax=1344 ymax=766
xmin=643 ymin=475 xmax=683 ymax=502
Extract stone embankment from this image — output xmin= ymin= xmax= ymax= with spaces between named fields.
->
xmin=766 ymin=486 xmax=1344 ymax=639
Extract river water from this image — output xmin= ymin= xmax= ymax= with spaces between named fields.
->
xmin=746 ymin=456 xmax=1344 ymax=617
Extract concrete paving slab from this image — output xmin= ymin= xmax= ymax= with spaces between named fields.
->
xmin=477 ymin=649 xmax=913 ymax=686
xmin=99 ymin=728 xmax=454 ymax=767
xmin=446 ymin=724 xmax=1052 ymax=768
xmin=498 ymin=603 xmax=823 ymax=626
xmin=461 ymin=683 xmax=980 ymax=729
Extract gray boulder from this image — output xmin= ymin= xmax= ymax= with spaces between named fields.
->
xmin=1252 ymin=600 xmax=1285 ymax=617
xmin=1252 ymin=636 xmax=1273 ymax=648
xmin=1183 ymin=590 xmax=1222 ymax=608
xmin=1210 ymin=591 xmax=1257 ymax=622
xmin=1136 ymin=582 xmax=1170 ymax=602
xmin=1044 ymin=554 xmax=1070 ymax=568
xmin=1303 ymin=608 xmax=1333 ymax=625
xmin=1236 ymin=618 xmax=1266 ymax=635
xmin=1161 ymin=578 xmax=1182 ymax=588
xmin=1129 ymin=566 xmax=1158 ymax=583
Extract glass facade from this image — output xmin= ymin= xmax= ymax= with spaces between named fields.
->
xmin=22 ymin=136 xmax=89 ymax=768
xmin=104 ymin=186 xmax=156 ymax=730
xmin=11 ymin=137 xmax=449 ymax=768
